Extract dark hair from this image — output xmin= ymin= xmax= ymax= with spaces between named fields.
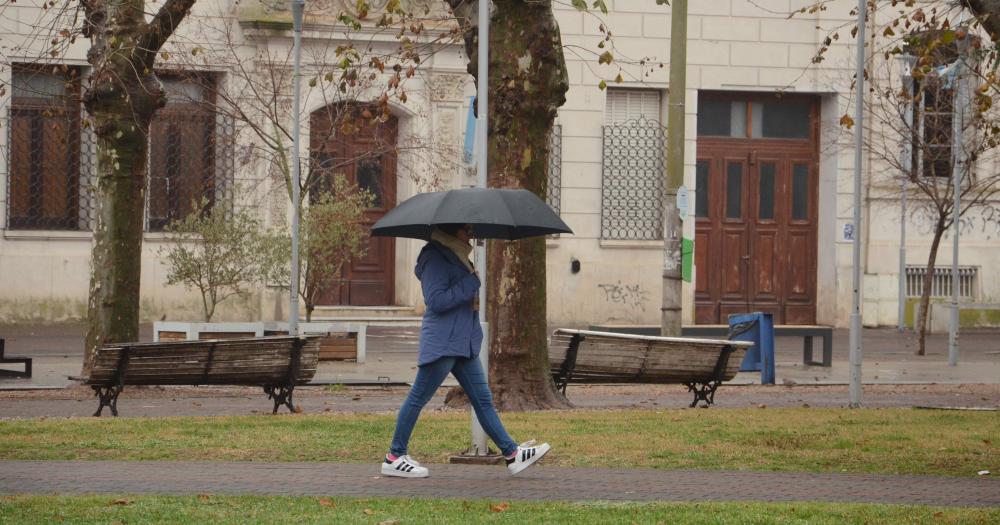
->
xmin=437 ymin=223 xmax=466 ymax=236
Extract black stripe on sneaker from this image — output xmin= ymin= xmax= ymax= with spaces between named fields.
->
xmin=396 ymin=463 xmax=404 ymax=471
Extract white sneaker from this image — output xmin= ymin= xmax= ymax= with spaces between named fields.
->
xmin=381 ymin=454 xmax=429 ymax=478
xmin=506 ymin=440 xmax=551 ymax=475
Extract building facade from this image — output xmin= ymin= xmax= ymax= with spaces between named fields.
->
xmin=2 ymin=0 xmax=998 ymax=328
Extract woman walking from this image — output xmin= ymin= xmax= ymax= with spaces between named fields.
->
xmin=381 ymin=223 xmax=550 ymax=478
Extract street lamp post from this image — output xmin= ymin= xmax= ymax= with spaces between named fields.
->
xmin=848 ymin=0 xmax=866 ymax=408
xmin=949 ymin=52 xmax=967 ymax=367
xmin=289 ymin=0 xmax=305 ymax=336
xmin=897 ymin=54 xmax=917 ymax=333
xmin=468 ymin=0 xmax=491 ymax=458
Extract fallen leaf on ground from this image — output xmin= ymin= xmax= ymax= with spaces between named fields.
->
xmin=379 ymin=520 xmax=401 ymax=525
xmin=363 ymin=508 xmax=375 ymax=515
xmin=110 ymin=498 xmax=132 ymax=506
xmin=319 ymin=498 xmax=335 ymax=507
xmin=197 ymin=493 xmax=213 ymax=501
xmin=491 ymin=503 xmax=510 ymax=512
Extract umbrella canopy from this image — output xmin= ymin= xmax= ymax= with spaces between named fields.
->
xmin=370 ymin=187 xmax=572 ymax=240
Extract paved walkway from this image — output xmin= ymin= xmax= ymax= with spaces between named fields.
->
xmin=1 ymin=460 xmax=997 ymax=507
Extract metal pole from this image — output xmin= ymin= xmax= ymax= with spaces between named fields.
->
xmin=898 ymin=55 xmax=916 ymax=333
xmin=898 ymin=171 xmax=908 ymax=332
xmin=289 ymin=0 xmax=305 ymax=336
xmin=661 ymin=0 xmax=687 ymax=337
xmin=849 ymin=0 xmax=866 ymax=407
xmin=469 ymin=0 xmax=490 ymax=455
xmin=949 ymin=55 xmax=965 ymax=367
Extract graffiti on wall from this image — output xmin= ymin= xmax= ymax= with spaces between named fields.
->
xmin=911 ymin=203 xmax=1000 ymax=240
xmin=597 ymin=281 xmax=649 ymax=311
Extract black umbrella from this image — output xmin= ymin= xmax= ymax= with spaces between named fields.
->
xmin=370 ymin=187 xmax=572 ymax=240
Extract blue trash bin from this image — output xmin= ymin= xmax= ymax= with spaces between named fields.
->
xmin=728 ymin=312 xmax=775 ymax=385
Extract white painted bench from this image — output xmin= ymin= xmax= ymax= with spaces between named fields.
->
xmin=153 ymin=321 xmax=368 ymax=363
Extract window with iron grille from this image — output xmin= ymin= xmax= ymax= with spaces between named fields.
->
xmin=908 ymin=34 xmax=963 ymax=179
xmin=147 ymin=74 xmax=232 ymax=231
xmin=547 ymin=124 xmax=562 ymax=214
xmin=6 ymin=67 xmax=90 ymax=230
xmin=601 ymin=88 xmax=664 ymax=240
xmin=905 ymin=265 xmax=977 ymax=299
xmin=915 ymin=75 xmax=954 ymax=178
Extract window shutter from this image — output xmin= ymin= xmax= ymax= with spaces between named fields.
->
xmin=605 ymin=88 xmax=661 ymax=125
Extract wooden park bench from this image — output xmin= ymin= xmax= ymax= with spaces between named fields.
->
xmin=548 ymin=329 xmax=753 ymax=407
xmin=85 ymin=335 xmax=320 ymax=417
xmin=0 ymin=339 xmax=32 ymax=378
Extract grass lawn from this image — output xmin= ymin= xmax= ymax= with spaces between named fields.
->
xmin=1 ymin=408 xmax=996 ymax=476
xmin=2 ymin=495 xmax=998 ymax=524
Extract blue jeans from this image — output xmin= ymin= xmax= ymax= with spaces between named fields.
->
xmin=389 ymin=356 xmax=518 ymax=457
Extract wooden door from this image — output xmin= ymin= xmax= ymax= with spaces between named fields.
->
xmin=310 ymin=105 xmax=397 ymax=306
xmin=694 ymin=92 xmax=818 ymax=324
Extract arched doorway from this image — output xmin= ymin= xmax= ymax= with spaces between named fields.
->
xmin=309 ymin=103 xmax=398 ymax=306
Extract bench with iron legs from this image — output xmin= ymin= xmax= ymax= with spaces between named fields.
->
xmin=84 ymin=335 xmax=320 ymax=417
xmin=548 ymin=329 xmax=753 ymax=407
xmin=0 ymin=339 xmax=32 ymax=378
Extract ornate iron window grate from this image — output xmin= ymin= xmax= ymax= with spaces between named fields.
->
xmin=146 ymin=112 xmax=236 ymax=232
xmin=6 ymin=68 xmax=96 ymax=231
xmin=905 ymin=265 xmax=977 ymax=298
xmin=547 ymin=124 xmax=562 ymax=214
xmin=601 ymin=116 xmax=665 ymax=240
xmin=5 ymin=73 xmax=235 ymax=233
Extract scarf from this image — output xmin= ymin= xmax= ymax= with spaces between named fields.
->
xmin=431 ymin=228 xmax=474 ymax=271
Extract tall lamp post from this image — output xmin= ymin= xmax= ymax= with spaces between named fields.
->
xmin=465 ymin=0 xmax=492 ymax=459
xmin=949 ymin=49 xmax=967 ymax=367
xmin=289 ymin=0 xmax=305 ymax=336
xmin=897 ymin=54 xmax=917 ymax=333
xmin=848 ymin=0 xmax=866 ymax=408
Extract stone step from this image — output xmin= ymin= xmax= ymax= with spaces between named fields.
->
xmin=309 ymin=306 xmax=422 ymax=325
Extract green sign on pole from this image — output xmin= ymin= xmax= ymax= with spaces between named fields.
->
xmin=681 ymin=237 xmax=693 ymax=283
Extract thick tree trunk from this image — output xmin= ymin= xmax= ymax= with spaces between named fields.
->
xmin=963 ymin=1 xmax=1000 ymax=41
xmin=914 ymin=218 xmax=947 ymax=356
xmin=81 ymin=0 xmax=195 ymax=375
xmin=447 ymin=0 xmax=571 ymax=410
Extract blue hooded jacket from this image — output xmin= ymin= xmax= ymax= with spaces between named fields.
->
xmin=414 ymin=241 xmax=483 ymax=366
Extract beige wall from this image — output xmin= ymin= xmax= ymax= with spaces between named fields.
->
xmin=3 ymin=0 xmax=999 ymax=328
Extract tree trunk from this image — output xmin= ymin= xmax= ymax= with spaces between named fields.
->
xmin=448 ymin=0 xmax=571 ymax=410
xmin=81 ymin=0 xmax=196 ymax=376
xmin=914 ymin=217 xmax=947 ymax=356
